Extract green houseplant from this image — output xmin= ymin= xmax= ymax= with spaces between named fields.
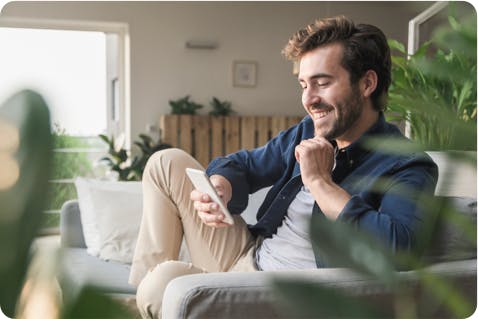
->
xmin=209 ymin=97 xmax=235 ymax=116
xmin=99 ymin=133 xmax=171 ymax=181
xmin=169 ymin=95 xmax=204 ymax=115
xmin=386 ymin=15 xmax=476 ymax=151
xmin=168 ymin=95 xmax=236 ymax=116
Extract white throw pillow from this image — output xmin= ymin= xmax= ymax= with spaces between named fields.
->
xmin=90 ymin=187 xmax=143 ymax=263
xmin=74 ymin=177 xmax=142 ymax=259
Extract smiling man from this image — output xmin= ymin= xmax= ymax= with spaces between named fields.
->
xmin=130 ymin=16 xmax=438 ymax=319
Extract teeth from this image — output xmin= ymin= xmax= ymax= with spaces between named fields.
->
xmin=314 ymin=110 xmax=332 ymax=119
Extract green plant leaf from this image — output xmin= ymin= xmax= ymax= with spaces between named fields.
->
xmin=98 ymin=131 xmax=171 ymax=181
xmin=99 ymin=157 xmax=114 ymax=165
xmin=98 ymin=134 xmax=112 ymax=147
xmin=138 ymin=133 xmax=153 ymax=145
xmin=362 ymin=136 xmax=426 ymax=155
xmin=169 ymin=95 xmax=203 ymax=115
xmin=0 ymin=90 xmax=53 ymax=317
xmin=209 ymin=96 xmax=234 ymax=116
xmin=387 ymin=14 xmax=476 ymax=151
xmin=133 ymin=141 xmax=148 ymax=154
xmin=388 ymin=39 xmax=406 ymax=54
xmin=61 ymin=286 xmax=135 ymax=318
xmin=413 ymin=40 xmax=431 ymax=59
xmin=415 ymin=267 xmax=476 ymax=318
xmin=272 ymin=278 xmax=389 ymax=318
xmin=310 ymin=213 xmax=398 ymax=286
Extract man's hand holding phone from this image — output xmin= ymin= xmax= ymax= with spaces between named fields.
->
xmin=187 ymin=169 xmax=234 ymax=228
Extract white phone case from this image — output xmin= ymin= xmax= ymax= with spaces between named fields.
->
xmin=185 ymin=168 xmax=235 ymax=225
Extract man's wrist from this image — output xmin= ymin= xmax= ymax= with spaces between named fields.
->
xmin=304 ymin=174 xmax=332 ymax=191
xmin=209 ymin=174 xmax=232 ymax=203
xmin=308 ymin=177 xmax=351 ymax=220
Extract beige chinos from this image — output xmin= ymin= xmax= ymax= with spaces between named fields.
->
xmin=129 ymin=149 xmax=257 ymax=319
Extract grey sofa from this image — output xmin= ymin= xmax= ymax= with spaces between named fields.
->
xmin=60 ymin=199 xmax=137 ymax=298
xmin=60 ymin=152 xmax=477 ymax=318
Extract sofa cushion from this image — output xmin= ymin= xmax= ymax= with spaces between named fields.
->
xmin=90 ymin=187 xmax=142 ymax=263
xmin=74 ymin=178 xmax=142 ymax=259
xmin=422 ymin=196 xmax=477 ymax=263
xmin=61 ymin=247 xmax=136 ymax=295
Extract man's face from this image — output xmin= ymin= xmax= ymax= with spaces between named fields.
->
xmin=298 ymin=43 xmax=364 ymax=141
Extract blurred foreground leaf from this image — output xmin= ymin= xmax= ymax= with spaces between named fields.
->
xmin=310 ymin=214 xmax=398 ymax=286
xmin=61 ymin=286 xmax=135 ymax=319
xmin=272 ymin=279 xmax=388 ymax=318
xmin=0 ymin=90 xmax=52 ymax=317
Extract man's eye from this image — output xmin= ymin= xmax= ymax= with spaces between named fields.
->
xmin=318 ymin=82 xmax=329 ymax=87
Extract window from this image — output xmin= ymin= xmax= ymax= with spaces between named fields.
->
xmin=0 ymin=19 xmax=130 ymax=234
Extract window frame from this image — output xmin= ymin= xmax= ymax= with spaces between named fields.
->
xmin=0 ymin=17 xmax=131 ymax=234
xmin=0 ymin=16 xmax=131 ymax=146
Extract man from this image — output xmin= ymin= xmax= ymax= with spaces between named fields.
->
xmin=130 ymin=15 xmax=438 ymax=318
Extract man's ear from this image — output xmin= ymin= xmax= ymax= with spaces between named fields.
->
xmin=360 ymin=70 xmax=378 ymax=98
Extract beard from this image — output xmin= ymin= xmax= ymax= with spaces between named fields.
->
xmin=315 ymin=84 xmax=364 ymax=141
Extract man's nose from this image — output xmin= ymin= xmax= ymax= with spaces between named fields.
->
xmin=303 ymin=90 xmax=321 ymax=108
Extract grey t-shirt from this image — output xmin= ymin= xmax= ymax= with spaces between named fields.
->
xmin=255 ymin=186 xmax=317 ymax=270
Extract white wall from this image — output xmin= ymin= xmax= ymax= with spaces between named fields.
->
xmin=1 ymin=1 xmax=430 ymax=141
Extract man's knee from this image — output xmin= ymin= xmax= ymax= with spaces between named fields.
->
xmin=146 ymin=148 xmax=198 ymax=174
xmin=143 ymin=148 xmax=194 ymax=182
xmin=147 ymin=148 xmax=190 ymax=169
xmin=136 ymin=260 xmax=204 ymax=319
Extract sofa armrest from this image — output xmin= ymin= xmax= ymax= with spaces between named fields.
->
xmin=162 ymin=259 xmax=476 ymax=319
xmin=60 ymin=200 xmax=86 ymax=248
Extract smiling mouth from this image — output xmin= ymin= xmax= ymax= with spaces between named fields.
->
xmin=313 ymin=109 xmax=333 ymax=120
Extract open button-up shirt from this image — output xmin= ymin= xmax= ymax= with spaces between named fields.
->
xmin=206 ymin=113 xmax=438 ymax=266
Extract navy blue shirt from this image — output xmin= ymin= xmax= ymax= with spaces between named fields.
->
xmin=207 ymin=113 xmax=438 ymax=264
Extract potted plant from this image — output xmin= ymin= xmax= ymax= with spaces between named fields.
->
xmin=99 ymin=133 xmax=171 ymax=181
xmin=386 ymin=15 xmax=476 ymax=151
xmin=209 ymin=97 xmax=235 ymax=116
xmin=169 ymin=95 xmax=204 ymax=115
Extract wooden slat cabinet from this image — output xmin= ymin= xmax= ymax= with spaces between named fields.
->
xmin=159 ymin=114 xmax=303 ymax=167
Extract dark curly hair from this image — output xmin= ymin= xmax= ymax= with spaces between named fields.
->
xmin=283 ymin=16 xmax=391 ymax=111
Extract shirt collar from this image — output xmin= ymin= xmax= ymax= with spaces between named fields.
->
xmin=335 ymin=112 xmax=387 ymax=163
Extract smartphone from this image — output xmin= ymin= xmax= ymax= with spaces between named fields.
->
xmin=185 ymin=168 xmax=235 ymax=225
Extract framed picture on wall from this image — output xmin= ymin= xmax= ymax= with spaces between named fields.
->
xmin=232 ymin=61 xmax=257 ymax=87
